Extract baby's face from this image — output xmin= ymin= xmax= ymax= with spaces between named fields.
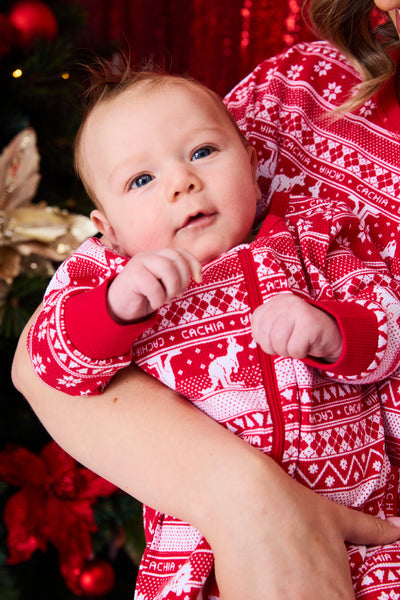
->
xmin=82 ymin=81 xmax=259 ymax=264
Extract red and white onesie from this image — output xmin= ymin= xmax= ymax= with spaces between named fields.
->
xmin=29 ymin=195 xmax=400 ymax=599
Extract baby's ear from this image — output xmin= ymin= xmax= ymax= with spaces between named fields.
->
xmin=90 ymin=209 xmax=119 ymax=249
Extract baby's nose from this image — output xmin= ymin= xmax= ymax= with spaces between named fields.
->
xmin=168 ymin=167 xmax=202 ymax=202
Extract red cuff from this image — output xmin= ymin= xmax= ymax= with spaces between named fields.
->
xmin=64 ymin=279 xmax=156 ymax=359
xmin=303 ymin=300 xmax=379 ymax=376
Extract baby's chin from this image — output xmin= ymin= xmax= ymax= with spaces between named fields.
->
xmin=176 ymin=229 xmax=247 ymax=265
xmin=193 ymin=243 xmax=236 ymax=266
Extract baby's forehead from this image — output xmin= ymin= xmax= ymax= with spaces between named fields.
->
xmin=80 ymin=78 xmax=222 ymax=155
xmin=80 ymin=76 xmax=244 ymax=168
xmin=93 ymin=77 xmax=224 ymax=119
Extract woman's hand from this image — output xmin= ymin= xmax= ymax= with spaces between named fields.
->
xmin=207 ymin=452 xmax=400 ymax=600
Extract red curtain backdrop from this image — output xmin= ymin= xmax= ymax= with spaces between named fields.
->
xmin=79 ymin=0 xmax=316 ymax=95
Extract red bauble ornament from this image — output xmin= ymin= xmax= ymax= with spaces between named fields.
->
xmin=8 ymin=1 xmax=58 ymax=48
xmin=79 ymin=560 xmax=115 ymax=597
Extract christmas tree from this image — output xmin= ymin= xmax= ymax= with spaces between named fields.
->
xmin=0 ymin=1 xmax=145 ymax=597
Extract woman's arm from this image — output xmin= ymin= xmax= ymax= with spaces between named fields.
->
xmin=12 ymin=308 xmax=400 ymax=600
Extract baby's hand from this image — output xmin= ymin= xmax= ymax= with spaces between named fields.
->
xmin=107 ymin=248 xmax=202 ymax=323
xmin=251 ymin=293 xmax=343 ymax=363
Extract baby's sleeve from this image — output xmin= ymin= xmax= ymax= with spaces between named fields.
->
xmin=27 ymin=238 xmax=155 ymax=396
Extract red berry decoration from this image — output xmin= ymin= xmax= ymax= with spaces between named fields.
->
xmin=79 ymin=559 xmax=116 ymax=597
xmin=8 ymin=1 xmax=58 ymax=48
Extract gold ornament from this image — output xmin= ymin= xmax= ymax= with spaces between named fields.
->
xmin=0 ymin=127 xmax=97 ymax=313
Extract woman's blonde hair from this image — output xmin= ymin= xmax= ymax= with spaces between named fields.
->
xmin=304 ymin=0 xmax=400 ymax=112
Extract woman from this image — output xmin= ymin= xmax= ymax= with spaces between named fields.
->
xmin=12 ymin=0 xmax=400 ymax=598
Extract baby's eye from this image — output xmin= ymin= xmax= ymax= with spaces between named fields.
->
xmin=191 ymin=146 xmax=216 ymax=161
xmin=129 ymin=173 xmax=154 ymax=189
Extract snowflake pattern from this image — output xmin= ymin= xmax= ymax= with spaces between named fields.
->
xmin=358 ymin=222 xmax=370 ymax=243
xmin=297 ymin=219 xmax=313 ymax=234
xmin=378 ymin=591 xmax=400 ymax=600
xmin=325 ymin=475 xmax=335 ymax=487
xmin=335 ymin=235 xmax=351 ymax=248
xmin=286 ymin=64 xmax=303 ymax=80
xmin=31 ymin=354 xmax=46 ymax=375
xmin=322 ymin=82 xmax=342 ymax=102
xmin=313 ymin=60 xmax=332 ymax=76
xmin=37 ymin=319 xmax=48 ymax=341
xmin=56 ymin=375 xmax=85 ymax=388
xmin=359 ymin=98 xmax=377 ymax=118
xmin=264 ymin=65 xmax=278 ymax=83
xmin=109 ymin=256 xmax=126 ymax=273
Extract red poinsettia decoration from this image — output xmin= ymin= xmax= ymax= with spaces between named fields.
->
xmin=0 ymin=441 xmax=118 ymax=594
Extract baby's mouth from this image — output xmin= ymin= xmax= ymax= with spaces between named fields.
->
xmin=179 ymin=211 xmax=216 ymax=231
